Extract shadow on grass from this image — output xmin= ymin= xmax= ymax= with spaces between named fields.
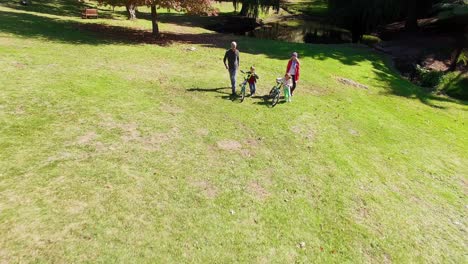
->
xmin=186 ymin=87 xmax=231 ymax=95
xmin=371 ymin=59 xmax=468 ymax=108
xmin=1 ymin=0 xmax=87 ymax=17
xmin=0 ymin=9 xmax=229 ymax=46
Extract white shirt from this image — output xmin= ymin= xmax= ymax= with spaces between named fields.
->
xmin=277 ymin=77 xmax=292 ymax=88
xmin=288 ymin=61 xmax=297 ymax=75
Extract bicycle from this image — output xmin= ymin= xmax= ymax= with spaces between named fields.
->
xmin=267 ymin=78 xmax=283 ymax=107
xmin=239 ymin=70 xmax=252 ymax=102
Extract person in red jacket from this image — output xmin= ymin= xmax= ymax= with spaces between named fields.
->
xmin=286 ymin=52 xmax=300 ymax=96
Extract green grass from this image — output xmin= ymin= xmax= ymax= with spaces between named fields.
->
xmin=282 ymin=0 xmax=328 ymax=17
xmin=1 ymin=0 xmax=467 ymax=263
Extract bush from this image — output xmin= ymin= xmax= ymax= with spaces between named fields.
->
xmin=362 ymin=35 xmax=381 ymax=46
xmin=438 ymin=72 xmax=468 ymax=100
xmin=415 ymin=64 xmax=444 ymax=88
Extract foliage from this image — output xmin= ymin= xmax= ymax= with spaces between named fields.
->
xmin=415 ymin=64 xmax=444 ymax=87
xmin=97 ymin=0 xmax=216 ymax=35
xmin=233 ymin=0 xmax=281 ymax=18
xmin=457 ymin=49 xmax=468 ymax=65
xmin=361 ymin=35 xmax=381 ymax=46
xmin=438 ymin=72 xmax=468 ymax=100
xmin=327 ymin=0 xmax=400 ymax=42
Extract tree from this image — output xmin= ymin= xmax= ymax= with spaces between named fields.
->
xmin=233 ymin=0 xmax=281 ymax=18
xmin=98 ymin=0 xmax=139 ymax=19
xmin=328 ymin=0 xmax=400 ymax=43
xmin=99 ymin=0 xmax=216 ymax=36
xmin=403 ymin=0 xmax=435 ymax=31
xmin=143 ymin=0 xmax=216 ymax=36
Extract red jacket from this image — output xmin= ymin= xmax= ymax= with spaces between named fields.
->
xmin=286 ymin=59 xmax=300 ymax=81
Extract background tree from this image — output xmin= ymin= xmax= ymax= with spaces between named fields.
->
xmin=403 ymin=0 xmax=435 ymax=31
xmin=328 ymin=0 xmax=400 ymax=43
xmin=98 ymin=0 xmax=139 ymax=19
xmin=143 ymin=0 xmax=216 ymax=36
xmin=99 ymin=0 xmax=216 ymax=36
xmin=233 ymin=0 xmax=281 ymax=18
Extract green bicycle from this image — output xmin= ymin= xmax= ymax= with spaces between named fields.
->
xmin=239 ymin=70 xmax=252 ymax=102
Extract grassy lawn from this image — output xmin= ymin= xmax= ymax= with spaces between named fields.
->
xmin=0 ymin=0 xmax=467 ymax=262
xmin=282 ymin=0 xmax=328 ymax=17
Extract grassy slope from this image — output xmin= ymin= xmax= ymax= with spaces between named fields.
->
xmin=0 ymin=1 xmax=467 ymax=263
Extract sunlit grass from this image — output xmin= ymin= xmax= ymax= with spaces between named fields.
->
xmin=0 ymin=1 xmax=467 ymax=263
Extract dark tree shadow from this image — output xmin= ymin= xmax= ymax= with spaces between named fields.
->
xmin=370 ymin=58 xmax=468 ymax=108
xmin=0 ymin=0 xmax=89 ymax=17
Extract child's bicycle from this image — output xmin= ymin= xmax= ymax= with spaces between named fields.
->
xmin=239 ymin=70 xmax=251 ymax=102
xmin=267 ymin=78 xmax=283 ymax=107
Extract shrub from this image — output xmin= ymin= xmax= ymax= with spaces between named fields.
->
xmin=415 ymin=64 xmax=444 ymax=88
xmin=438 ymin=72 xmax=468 ymax=100
xmin=362 ymin=35 xmax=381 ymax=46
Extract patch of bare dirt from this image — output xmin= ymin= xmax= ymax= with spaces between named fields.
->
xmin=291 ymin=125 xmax=315 ymax=140
xmin=196 ymin=128 xmax=209 ymax=136
xmin=13 ymin=106 xmax=26 ymax=115
xmin=336 ymin=77 xmax=369 ymax=90
xmin=160 ymin=103 xmax=185 ymax=115
xmin=76 ymin=131 xmax=97 ymax=145
xmin=353 ymin=197 xmax=371 ymax=223
xmin=248 ymin=181 xmax=270 ymax=200
xmin=349 ymin=129 xmax=360 ymax=136
xmin=245 ymin=137 xmax=261 ymax=147
xmin=67 ymin=200 xmax=87 ymax=214
xmin=143 ymin=128 xmax=180 ymax=150
xmin=217 ymin=140 xmax=242 ymax=151
xmin=99 ymin=114 xmax=179 ymax=151
xmin=120 ymin=123 xmax=140 ymax=142
xmin=190 ymin=179 xmax=218 ymax=199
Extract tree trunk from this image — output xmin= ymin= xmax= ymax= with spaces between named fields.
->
xmin=126 ymin=3 xmax=137 ymax=20
xmin=449 ymin=34 xmax=466 ymax=72
xmin=151 ymin=4 xmax=159 ymax=37
xmin=405 ymin=0 xmax=419 ymax=31
xmin=239 ymin=3 xmax=249 ymax=16
xmin=351 ymin=18 xmax=362 ymax=43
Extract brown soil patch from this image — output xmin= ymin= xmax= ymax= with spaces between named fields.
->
xmin=99 ymin=115 xmax=179 ymax=151
xmin=248 ymin=181 xmax=270 ymax=200
xmin=336 ymin=77 xmax=369 ymax=90
xmin=349 ymin=129 xmax=360 ymax=136
xmin=196 ymin=128 xmax=209 ymax=136
xmin=217 ymin=140 xmax=242 ymax=151
xmin=245 ymin=138 xmax=261 ymax=147
xmin=13 ymin=106 xmax=26 ymax=115
xmin=143 ymin=128 xmax=180 ymax=150
xmin=67 ymin=201 xmax=87 ymax=214
xmin=291 ymin=125 xmax=315 ymax=140
xmin=160 ymin=103 xmax=185 ymax=115
xmin=76 ymin=131 xmax=97 ymax=145
xmin=190 ymin=179 xmax=218 ymax=199
xmin=120 ymin=123 xmax=140 ymax=142
xmin=240 ymin=149 xmax=252 ymax=157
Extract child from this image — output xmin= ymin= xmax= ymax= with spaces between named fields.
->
xmin=247 ymin=66 xmax=259 ymax=97
xmin=277 ymin=73 xmax=293 ymax=102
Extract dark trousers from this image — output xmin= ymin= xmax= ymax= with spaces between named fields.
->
xmin=291 ymin=75 xmax=297 ymax=95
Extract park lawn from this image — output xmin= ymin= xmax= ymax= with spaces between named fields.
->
xmin=0 ymin=1 xmax=467 ymax=263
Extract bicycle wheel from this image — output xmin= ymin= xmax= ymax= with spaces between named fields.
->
xmin=269 ymin=87 xmax=276 ymax=98
xmin=271 ymin=90 xmax=280 ymax=107
xmin=240 ymin=85 xmax=246 ymax=102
